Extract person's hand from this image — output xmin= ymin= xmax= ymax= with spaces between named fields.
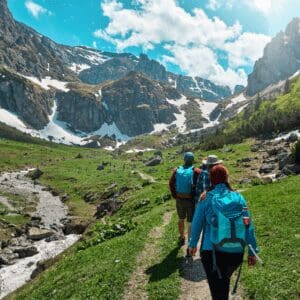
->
xmin=248 ymin=255 xmax=256 ymax=266
xmin=188 ymin=247 xmax=197 ymax=256
xmin=200 ymin=191 xmax=207 ymax=201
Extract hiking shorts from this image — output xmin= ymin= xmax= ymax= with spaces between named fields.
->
xmin=176 ymin=199 xmax=195 ymax=222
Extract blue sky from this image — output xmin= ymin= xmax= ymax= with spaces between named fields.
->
xmin=7 ymin=0 xmax=300 ymax=88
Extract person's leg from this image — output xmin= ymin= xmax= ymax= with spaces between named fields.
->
xmin=214 ymin=251 xmax=244 ymax=300
xmin=176 ymin=199 xmax=186 ymax=244
xmin=186 ymin=200 xmax=196 ymax=241
xmin=178 ymin=219 xmax=185 ymax=238
xmin=201 ymin=251 xmax=219 ymax=299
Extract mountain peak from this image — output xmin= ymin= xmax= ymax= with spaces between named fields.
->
xmin=0 ymin=0 xmax=11 ymax=19
xmin=285 ymin=17 xmax=300 ymax=36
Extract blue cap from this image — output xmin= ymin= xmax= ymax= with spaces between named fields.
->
xmin=184 ymin=152 xmax=194 ymax=162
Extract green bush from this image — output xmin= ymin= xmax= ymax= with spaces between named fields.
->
xmin=77 ymin=218 xmax=137 ymax=251
xmin=292 ymin=140 xmax=300 ymax=164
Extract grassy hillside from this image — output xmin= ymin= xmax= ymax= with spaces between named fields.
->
xmin=200 ymin=76 xmax=300 ymax=150
xmin=1 ymin=137 xmax=299 ymax=299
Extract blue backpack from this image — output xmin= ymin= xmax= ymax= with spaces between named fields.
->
xmin=175 ymin=166 xmax=195 ymax=196
xmin=210 ymin=193 xmax=248 ymax=278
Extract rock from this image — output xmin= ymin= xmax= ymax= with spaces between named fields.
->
xmin=267 ymin=148 xmax=279 ymax=156
xmin=238 ymin=157 xmax=252 ymax=163
xmin=287 ymin=133 xmax=299 ymax=142
xmin=97 ymin=165 xmax=105 ymax=171
xmin=278 ymin=152 xmax=292 ymax=169
xmin=84 ymin=140 xmax=100 ymax=148
xmin=259 ymin=164 xmax=276 ymax=174
xmin=0 ymin=253 xmax=17 ymax=265
xmin=51 ymin=190 xmax=59 ymax=196
xmin=31 ymin=261 xmax=46 ymax=279
xmin=26 ymin=169 xmax=43 ymax=180
xmin=251 ymin=145 xmax=260 ymax=152
xmin=61 ymin=193 xmax=69 ymax=202
xmin=153 ymin=150 xmax=163 ymax=157
xmin=13 ymin=246 xmax=38 ymax=258
xmin=63 ymin=222 xmax=88 ymax=235
xmin=260 ymin=176 xmax=273 ymax=184
xmin=95 ymin=199 xmax=123 ymax=218
xmin=28 ymin=227 xmax=54 ymax=241
xmin=282 ymin=164 xmax=300 ymax=175
xmin=144 ymin=156 xmax=162 ymax=166
xmin=263 ymin=157 xmax=278 ymax=164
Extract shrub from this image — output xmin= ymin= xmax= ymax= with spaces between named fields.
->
xmin=292 ymin=140 xmax=300 ymax=164
xmin=77 ymin=218 xmax=137 ymax=251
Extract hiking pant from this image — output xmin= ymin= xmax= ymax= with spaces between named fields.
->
xmin=201 ymin=250 xmax=243 ymax=300
xmin=176 ymin=199 xmax=196 ymax=222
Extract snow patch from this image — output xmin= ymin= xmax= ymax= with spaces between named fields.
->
xmin=225 ymin=93 xmax=246 ymax=110
xmin=125 ymin=148 xmax=154 ymax=153
xmin=289 ymin=69 xmax=300 ymax=79
xmin=68 ymin=63 xmax=90 ymax=74
xmin=23 ymin=76 xmax=70 ymax=92
xmin=194 ymin=99 xmax=218 ymax=120
xmin=166 ymin=95 xmax=189 ymax=107
xmin=92 ymin=122 xmax=130 ymax=141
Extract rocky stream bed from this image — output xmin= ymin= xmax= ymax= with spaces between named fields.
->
xmin=0 ymin=170 xmax=80 ymax=299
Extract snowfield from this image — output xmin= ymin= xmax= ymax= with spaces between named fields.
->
xmin=23 ymin=76 xmax=70 ymax=92
xmin=225 ymin=93 xmax=246 ymax=110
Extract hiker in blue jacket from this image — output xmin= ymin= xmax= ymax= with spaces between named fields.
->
xmin=188 ymin=164 xmax=259 ymax=300
xmin=194 ymin=155 xmax=222 ymax=202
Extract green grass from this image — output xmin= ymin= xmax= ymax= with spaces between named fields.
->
xmin=241 ymin=176 xmax=300 ymax=300
xmin=9 ymin=204 xmax=171 ymax=300
xmin=147 ymin=213 xmax=182 ymax=300
xmin=1 ymin=137 xmax=300 ymax=299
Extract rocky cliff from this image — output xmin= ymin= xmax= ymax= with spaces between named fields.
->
xmin=0 ymin=67 xmax=54 ymax=129
xmin=246 ymin=18 xmax=300 ymax=96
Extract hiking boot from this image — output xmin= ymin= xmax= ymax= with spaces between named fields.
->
xmin=185 ymin=248 xmax=192 ymax=258
xmin=178 ymin=236 xmax=185 ymax=246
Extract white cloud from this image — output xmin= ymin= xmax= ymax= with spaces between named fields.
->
xmin=25 ymin=1 xmax=52 ymax=18
xmin=92 ymin=41 xmax=97 ymax=48
xmin=96 ymin=0 xmax=241 ymax=51
xmin=163 ymin=45 xmax=247 ymax=89
xmin=224 ymin=32 xmax=271 ymax=68
xmin=94 ymin=0 xmax=270 ymax=88
xmin=246 ymin=0 xmax=285 ymax=16
xmin=206 ymin=0 xmax=220 ymax=11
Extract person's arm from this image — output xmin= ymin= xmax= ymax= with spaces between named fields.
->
xmin=188 ymin=199 xmax=205 ymax=250
xmin=169 ymin=169 xmax=177 ymax=199
xmin=200 ymin=171 xmax=210 ymax=201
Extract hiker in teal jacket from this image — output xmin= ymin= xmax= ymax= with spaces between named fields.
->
xmin=188 ymin=165 xmax=258 ymax=300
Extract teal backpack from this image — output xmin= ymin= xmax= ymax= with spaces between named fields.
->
xmin=210 ymin=193 xmax=248 ymax=278
xmin=175 ymin=166 xmax=195 ymax=196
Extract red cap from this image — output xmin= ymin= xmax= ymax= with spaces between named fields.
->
xmin=210 ymin=165 xmax=229 ymax=186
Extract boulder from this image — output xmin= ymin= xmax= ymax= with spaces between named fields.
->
xmin=63 ymin=222 xmax=88 ymax=235
xmin=95 ymin=199 xmax=123 ymax=218
xmin=28 ymin=227 xmax=53 ymax=241
xmin=282 ymin=164 xmax=300 ymax=175
xmin=31 ymin=261 xmax=46 ymax=279
xmin=251 ymin=145 xmax=260 ymax=152
xmin=13 ymin=246 xmax=38 ymax=258
xmin=287 ymin=133 xmax=298 ymax=142
xmin=144 ymin=156 xmax=162 ymax=166
xmin=26 ymin=169 xmax=43 ymax=180
xmin=97 ymin=165 xmax=105 ymax=171
xmin=267 ymin=148 xmax=279 ymax=156
xmin=259 ymin=164 xmax=276 ymax=174
xmin=278 ymin=152 xmax=292 ymax=170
